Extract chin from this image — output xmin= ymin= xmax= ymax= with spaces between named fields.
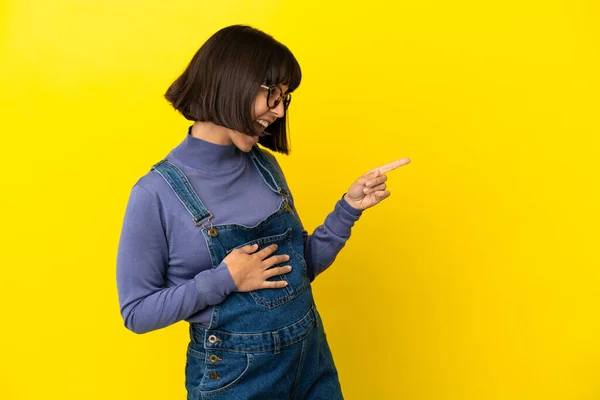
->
xmin=234 ymin=141 xmax=255 ymax=153
xmin=240 ymin=137 xmax=259 ymax=152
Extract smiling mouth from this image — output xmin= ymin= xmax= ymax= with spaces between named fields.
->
xmin=256 ymin=119 xmax=270 ymax=128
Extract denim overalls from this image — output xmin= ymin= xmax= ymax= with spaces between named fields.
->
xmin=151 ymin=146 xmax=343 ymax=400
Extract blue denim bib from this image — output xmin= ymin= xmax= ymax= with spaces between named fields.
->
xmin=152 ymin=145 xmax=316 ymax=330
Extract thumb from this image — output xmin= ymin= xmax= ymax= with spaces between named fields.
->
xmin=361 ymin=169 xmax=380 ymax=182
xmin=364 ymin=169 xmax=380 ymax=178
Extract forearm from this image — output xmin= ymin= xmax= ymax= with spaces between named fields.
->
xmin=118 ymin=262 xmax=235 ymax=334
xmin=303 ymin=195 xmax=362 ymax=280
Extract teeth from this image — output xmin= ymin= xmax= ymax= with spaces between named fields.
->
xmin=256 ymin=120 xmax=269 ymax=128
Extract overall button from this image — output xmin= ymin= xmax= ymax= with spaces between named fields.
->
xmin=208 ymin=334 xmax=220 ymax=344
xmin=209 ymin=354 xmax=222 ymax=364
xmin=207 ymin=228 xmax=219 ymax=237
xmin=284 ymin=202 xmax=291 ymax=212
xmin=209 ymin=371 xmax=220 ymax=380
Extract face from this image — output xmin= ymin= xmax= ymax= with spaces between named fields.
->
xmin=228 ymin=84 xmax=290 ymax=153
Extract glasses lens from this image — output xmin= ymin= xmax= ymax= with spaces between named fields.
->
xmin=283 ymin=93 xmax=291 ymax=110
xmin=267 ymin=86 xmax=282 ymax=109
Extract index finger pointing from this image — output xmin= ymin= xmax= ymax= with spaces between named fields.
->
xmin=369 ymin=158 xmax=411 ymax=174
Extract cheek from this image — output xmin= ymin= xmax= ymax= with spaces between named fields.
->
xmin=253 ymin=99 xmax=269 ymax=119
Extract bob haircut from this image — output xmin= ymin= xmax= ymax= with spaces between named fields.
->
xmin=165 ymin=25 xmax=302 ymax=155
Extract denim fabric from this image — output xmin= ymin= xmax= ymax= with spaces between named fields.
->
xmin=152 ymin=145 xmax=343 ymax=400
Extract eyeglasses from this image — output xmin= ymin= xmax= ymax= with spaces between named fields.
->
xmin=260 ymin=84 xmax=292 ymax=110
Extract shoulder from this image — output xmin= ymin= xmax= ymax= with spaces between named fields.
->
xmin=132 ymin=169 xmax=170 ymax=196
xmin=256 ymin=146 xmax=285 ymax=174
xmin=258 ymin=146 xmax=277 ymax=162
xmin=127 ymin=158 xmax=185 ymax=206
xmin=254 ymin=146 xmax=299 ymax=205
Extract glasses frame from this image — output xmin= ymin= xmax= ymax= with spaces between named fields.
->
xmin=260 ymin=84 xmax=292 ymax=110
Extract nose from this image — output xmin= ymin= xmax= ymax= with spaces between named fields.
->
xmin=272 ymin=100 xmax=285 ymax=118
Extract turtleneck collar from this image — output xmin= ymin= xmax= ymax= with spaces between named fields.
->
xmin=169 ymin=126 xmax=245 ymax=176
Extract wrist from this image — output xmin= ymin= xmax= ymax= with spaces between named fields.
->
xmin=343 ymin=193 xmax=362 ymax=211
xmin=222 ymin=262 xmax=240 ymax=291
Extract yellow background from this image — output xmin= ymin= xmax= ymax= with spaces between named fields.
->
xmin=1 ymin=0 xmax=599 ymax=399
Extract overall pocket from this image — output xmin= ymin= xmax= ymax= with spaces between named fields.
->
xmin=229 ymin=227 xmax=310 ymax=309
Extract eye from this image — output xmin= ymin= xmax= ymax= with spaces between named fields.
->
xmin=271 ymin=86 xmax=282 ymax=96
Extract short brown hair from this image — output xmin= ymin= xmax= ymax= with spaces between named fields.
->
xmin=165 ymin=25 xmax=302 ymax=154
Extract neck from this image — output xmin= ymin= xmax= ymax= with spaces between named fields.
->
xmin=169 ymin=126 xmax=244 ymax=174
xmin=191 ymin=121 xmax=233 ymax=145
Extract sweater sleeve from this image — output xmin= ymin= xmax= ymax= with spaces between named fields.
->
xmin=116 ymin=183 xmax=237 ymax=334
xmin=301 ymin=196 xmax=362 ymax=281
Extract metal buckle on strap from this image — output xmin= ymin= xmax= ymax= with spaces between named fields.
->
xmin=193 ymin=212 xmax=214 ymax=228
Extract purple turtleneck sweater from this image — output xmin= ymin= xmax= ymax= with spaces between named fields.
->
xmin=116 ymin=129 xmax=362 ymax=334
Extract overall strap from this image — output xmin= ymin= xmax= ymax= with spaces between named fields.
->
xmin=150 ymin=160 xmax=213 ymax=227
xmin=248 ymin=146 xmax=290 ymax=197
